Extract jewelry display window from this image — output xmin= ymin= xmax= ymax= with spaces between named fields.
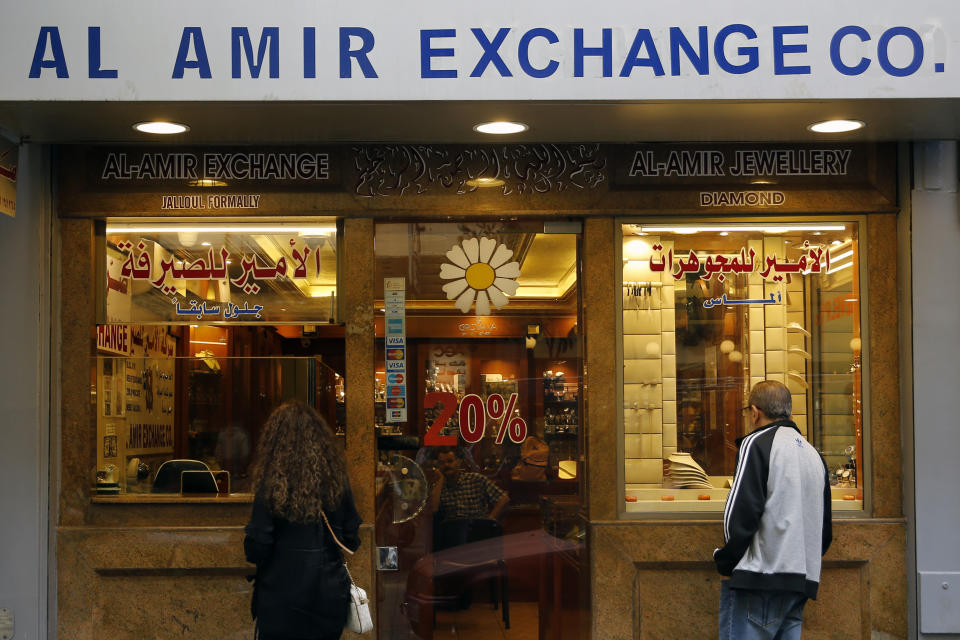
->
xmin=619 ymin=220 xmax=866 ymax=513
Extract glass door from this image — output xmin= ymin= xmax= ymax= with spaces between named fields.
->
xmin=373 ymin=221 xmax=587 ymax=640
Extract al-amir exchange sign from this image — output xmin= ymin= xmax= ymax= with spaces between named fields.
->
xmin=3 ymin=1 xmax=959 ymax=102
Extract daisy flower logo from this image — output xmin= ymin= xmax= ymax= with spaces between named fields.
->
xmin=440 ymin=237 xmax=521 ymax=315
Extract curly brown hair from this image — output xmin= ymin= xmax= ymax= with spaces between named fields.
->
xmin=251 ymin=400 xmax=348 ymax=522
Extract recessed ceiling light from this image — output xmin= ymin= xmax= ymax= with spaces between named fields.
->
xmin=466 ymin=177 xmax=505 ymax=188
xmin=807 ymin=119 xmax=865 ymax=133
xmin=474 ymin=121 xmax=528 ymax=135
xmin=188 ymin=178 xmax=227 ymax=187
xmin=133 ymin=121 xmax=190 ymax=135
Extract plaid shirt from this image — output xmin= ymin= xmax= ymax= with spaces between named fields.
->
xmin=438 ymin=472 xmax=506 ymax=522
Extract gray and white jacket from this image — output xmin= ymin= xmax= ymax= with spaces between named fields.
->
xmin=713 ymin=419 xmax=832 ymax=599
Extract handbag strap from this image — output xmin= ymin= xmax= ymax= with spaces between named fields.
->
xmin=320 ymin=509 xmax=355 ymax=557
xmin=320 ymin=510 xmax=358 ymax=587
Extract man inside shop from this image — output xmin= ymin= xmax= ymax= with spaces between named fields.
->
xmin=427 ymin=446 xmax=510 ymax=550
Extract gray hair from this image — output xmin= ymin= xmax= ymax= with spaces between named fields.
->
xmin=748 ymin=380 xmax=792 ymax=420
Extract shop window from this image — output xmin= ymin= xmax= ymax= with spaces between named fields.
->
xmin=94 ymin=219 xmax=344 ymax=497
xmin=372 ymin=222 xmax=585 ymax=638
xmin=620 ymin=221 xmax=866 ymax=513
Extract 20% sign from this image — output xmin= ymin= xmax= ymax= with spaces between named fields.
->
xmin=423 ymin=391 xmax=528 ymax=446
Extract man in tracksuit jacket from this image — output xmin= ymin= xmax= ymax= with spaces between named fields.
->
xmin=714 ymin=380 xmax=832 ymax=640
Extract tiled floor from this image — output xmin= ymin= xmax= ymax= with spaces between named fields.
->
xmin=434 ymin=601 xmax=538 ymax=640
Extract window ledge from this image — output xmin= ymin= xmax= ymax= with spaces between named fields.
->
xmin=91 ymin=493 xmax=254 ymax=504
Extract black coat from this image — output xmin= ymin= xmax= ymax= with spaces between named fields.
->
xmin=244 ymin=488 xmax=362 ymax=639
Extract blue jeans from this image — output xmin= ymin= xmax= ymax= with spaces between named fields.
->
xmin=718 ymin=581 xmax=808 ymax=640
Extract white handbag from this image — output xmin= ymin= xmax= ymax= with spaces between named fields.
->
xmin=322 ymin=511 xmax=373 ymax=634
xmin=343 ymin=565 xmax=374 ymax=633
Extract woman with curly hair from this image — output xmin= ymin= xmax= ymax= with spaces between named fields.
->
xmin=244 ymin=401 xmax=362 ymax=640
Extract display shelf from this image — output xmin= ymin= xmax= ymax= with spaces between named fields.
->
xmin=623 ymin=485 xmax=864 ymax=512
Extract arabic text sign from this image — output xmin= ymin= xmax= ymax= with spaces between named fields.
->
xmin=106 ymin=226 xmax=337 ymax=323
xmin=4 ymin=1 xmax=960 ymax=101
xmin=649 ymin=241 xmax=830 ymax=283
xmin=116 ymin=240 xmax=320 ymax=295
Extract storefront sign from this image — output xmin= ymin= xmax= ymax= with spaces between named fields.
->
xmin=161 ymin=194 xmax=261 ymax=210
xmin=628 ymin=148 xmax=851 ymax=179
xmin=86 ymin=147 xmax=338 ymax=189
xmin=615 ymin=144 xmax=863 ymax=185
xmin=700 ymin=191 xmax=786 ymax=207
xmin=0 ymin=141 xmax=16 ymax=218
xmin=64 ymin=143 xmax=895 ymax=215
xmin=103 ymin=151 xmax=330 ymax=181
xmin=384 ymin=277 xmax=407 ymax=423
xmin=609 ymin=143 xmax=893 ymax=212
xmin=4 ymin=2 xmax=959 ymax=101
